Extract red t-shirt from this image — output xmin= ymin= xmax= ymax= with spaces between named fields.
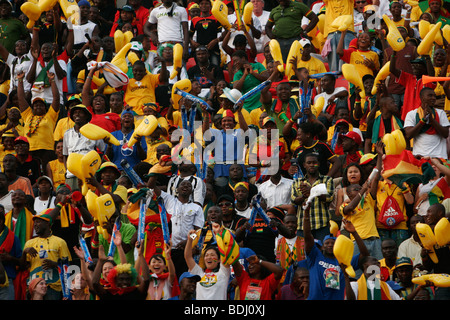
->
xmin=236 ymin=271 xmax=279 ymax=300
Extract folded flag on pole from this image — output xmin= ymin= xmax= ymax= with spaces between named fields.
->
xmin=382 ymin=150 xmax=435 ymax=187
xmin=87 ymin=61 xmax=129 ymax=87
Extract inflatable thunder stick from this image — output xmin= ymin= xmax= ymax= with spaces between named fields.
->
xmin=157 ymin=196 xmax=171 ymax=245
xmin=232 ymin=80 xmax=272 ymax=111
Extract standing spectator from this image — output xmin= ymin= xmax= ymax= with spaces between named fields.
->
xmin=20 ymin=210 xmax=72 ymax=300
xmin=265 ymin=0 xmax=319 ymax=61
xmin=397 ymin=215 xmax=425 ymax=270
xmin=404 ymin=87 xmax=450 ymax=159
xmin=251 ymin=0 xmax=271 ymax=53
xmin=322 ymin=0 xmax=356 ymax=72
xmin=290 ymin=152 xmax=334 ymax=242
xmin=145 ymin=0 xmax=189 ymax=61
xmin=0 ymin=41 xmax=33 ymax=97
xmin=0 ymin=203 xmax=22 ymax=300
xmin=147 ymin=174 xmax=204 ymax=279
xmin=0 ymin=0 xmax=30 ymax=53
xmin=3 ymin=154 xmax=33 ymax=197
xmin=189 ymin=0 xmax=223 ymax=66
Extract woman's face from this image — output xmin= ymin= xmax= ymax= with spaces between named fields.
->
xmin=102 ymin=261 xmax=114 ymax=279
xmin=92 ymin=96 xmax=106 ymax=113
xmin=234 ymin=186 xmax=248 ymax=202
xmin=204 ymin=248 xmax=219 ymax=270
xmin=33 ymin=101 xmax=47 ymax=116
xmin=109 ymin=94 xmax=123 ymax=114
xmin=149 ymin=257 xmax=166 ymax=274
xmin=35 ymin=279 xmax=47 ymax=296
xmin=347 ymin=166 xmax=362 ymax=184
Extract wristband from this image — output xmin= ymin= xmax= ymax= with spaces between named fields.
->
xmin=56 ymin=202 xmax=63 ymax=209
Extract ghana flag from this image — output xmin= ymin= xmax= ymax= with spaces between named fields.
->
xmin=382 ymin=149 xmax=436 ymax=187
xmin=429 ymin=159 xmax=450 ymax=205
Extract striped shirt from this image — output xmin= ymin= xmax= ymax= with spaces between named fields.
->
xmin=290 ymin=175 xmax=334 ymax=231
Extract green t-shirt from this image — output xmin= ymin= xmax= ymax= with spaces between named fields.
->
xmin=268 ymin=1 xmax=311 ymax=39
xmin=232 ymin=62 xmax=267 ymax=112
xmin=99 ymin=222 xmax=137 ymax=265
xmin=0 ymin=18 xmax=28 ymax=53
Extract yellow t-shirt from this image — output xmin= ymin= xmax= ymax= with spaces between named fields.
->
xmin=0 ymin=122 xmax=25 ymax=137
xmin=48 ymin=159 xmax=66 ymax=189
xmin=124 ymin=73 xmax=160 ymax=116
xmin=340 ymin=193 xmax=379 ymax=240
xmin=344 ymin=49 xmax=380 ymax=79
xmin=297 ymin=56 xmax=327 ymax=76
xmin=24 ymin=235 xmax=72 ymax=292
xmin=53 ymin=117 xmax=74 ymax=142
xmin=323 ymin=0 xmax=355 ymax=37
xmin=0 ymin=80 xmax=10 ymax=96
xmin=22 ymin=106 xmax=59 ymax=151
xmin=249 ymin=107 xmax=264 ymax=128
xmin=145 ymin=139 xmax=172 ymax=165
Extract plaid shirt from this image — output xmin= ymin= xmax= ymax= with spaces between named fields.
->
xmin=290 ymin=175 xmax=334 ymax=231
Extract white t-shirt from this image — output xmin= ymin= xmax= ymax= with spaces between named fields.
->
xmin=30 ymin=58 xmax=67 ymax=105
xmin=152 ymin=64 xmax=188 ymax=85
xmin=160 ymin=190 xmax=204 ymax=247
xmin=6 ymin=52 xmax=34 ymax=93
xmin=0 ymin=190 xmax=13 ymax=213
xmin=253 ymin=10 xmax=271 ymax=53
xmin=313 ymin=87 xmax=348 ymax=113
xmin=148 ymin=4 xmax=188 ymax=43
xmin=34 ymin=195 xmax=56 ymax=215
xmin=190 ymin=263 xmax=231 ymax=300
xmin=404 ymin=108 xmax=450 ymax=159
xmin=73 ymin=21 xmax=98 ymax=45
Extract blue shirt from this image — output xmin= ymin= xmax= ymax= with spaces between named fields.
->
xmin=106 ymin=130 xmax=147 ymax=171
xmin=306 ymin=245 xmax=360 ymax=300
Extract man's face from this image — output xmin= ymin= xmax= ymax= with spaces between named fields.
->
xmin=132 ymin=64 xmax=146 ymax=81
xmin=303 ymin=156 xmax=319 ymax=175
xmin=79 ymin=5 xmax=90 ymax=18
xmin=0 ymin=2 xmax=11 ymax=17
xmin=390 ymin=2 xmax=402 ymax=16
xmin=229 ymin=164 xmax=243 ymax=180
xmin=421 ymin=89 xmax=437 ymax=108
xmin=276 ymin=83 xmax=291 ymax=102
xmin=177 ymin=180 xmax=193 ymax=197
xmin=14 ymin=142 xmax=29 ymax=156
xmin=355 ymin=0 xmax=367 ymax=12
xmin=14 ymin=40 xmax=27 ymax=56
xmin=251 ymin=0 xmax=264 ymax=13
xmin=381 ymin=240 xmax=397 ymax=259
xmin=11 ymin=190 xmax=26 ymax=206
xmin=72 ymin=109 xmax=89 ymax=125
xmin=100 ymin=168 xmax=118 ymax=185
xmin=195 ymin=49 xmax=209 ymax=63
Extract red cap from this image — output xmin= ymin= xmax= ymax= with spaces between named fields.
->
xmin=340 ymin=131 xmax=362 ymax=145
xmin=14 ymin=136 xmax=29 ymax=144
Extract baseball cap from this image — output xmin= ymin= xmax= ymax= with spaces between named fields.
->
xmin=299 ymin=38 xmax=311 ymax=47
xmin=359 ymin=153 xmax=377 ymax=165
xmin=78 ymin=0 xmax=91 ymax=7
xmin=120 ymin=4 xmax=134 ymax=11
xmin=37 ymin=175 xmax=53 ymax=188
xmin=96 ymin=161 xmax=121 ymax=176
xmin=395 ymin=257 xmax=413 ymax=269
xmin=410 ymin=56 xmax=427 ymax=65
xmin=130 ymin=41 xmax=143 ymax=52
xmin=262 ymin=116 xmax=276 ymax=127
xmin=33 ymin=208 xmax=53 ymax=225
xmin=340 ymin=131 xmax=362 ymax=145
xmin=14 ymin=136 xmax=29 ymax=145
xmin=179 ymin=272 xmax=201 ymax=283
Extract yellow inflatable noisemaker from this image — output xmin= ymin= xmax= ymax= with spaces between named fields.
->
xmin=312 ymin=96 xmax=325 ymax=118
xmin=212 ymin=0 xmax=232 ymax=30
xmin=412 ymin=273 xmax=450 ymax=287
xmin=170 ymin=43 xmax=183 ymax=80
xmin=242 ymin=2 xmax=253 ymax=32
xmin=80 ymin=123 xmax=121 ymax=146
xmin=269 ymin=39 xmax=284 ymax=73
xmin=331 ymin=15 xmax=353 ymax=32
xmin=382 ymin=129 xmax=406 ymax=155
xmin=171 ymin=79 xmax=192 ymax=110
xmin=330 ymin=220 xmax=339 ymax=237
xmin=80 ymin=150 xmax=102 ymax=195
xmin=443 ymin=25 xmax=450 ymax=43
xmin=371 ymin=61 xmax=390 ymax=95
xmin=419 ymin=20 xmax=431 ymax=40
xmin=111 ymin=43 xmax=132 ymax=74
xmin=21 ymin=0 xmax=79 ymax=29
xmin=342 ymin=63 xmax=365 ymax=100
xmin=285 ymin=40 xmax=301 ymax=80
xmin=417 ymin=22 xmax=442 ymax=56
xmin=383 ymin=14 xmax=406 ymax=52
xmin=416 ymin=222 xmax=439 ymax=264
xmin=127 ymin=115 xmax=159 ymax=148
xmin=96 ymin=193 xmax=117 ymax=239
xmin=333 ymin=235 xmax=356 ymax=278
xmin=434 ymin=217 xmax=450 ymax=247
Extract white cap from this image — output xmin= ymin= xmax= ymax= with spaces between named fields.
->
xmin=220 ymin=88 xmax=242 ymax=103
xmin=299 ymin=38 xmax=311 ymax=48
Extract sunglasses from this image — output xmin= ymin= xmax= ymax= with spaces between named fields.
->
xmin=219 ymin=202 xmax=233 ymax=207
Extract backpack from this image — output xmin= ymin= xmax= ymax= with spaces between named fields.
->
xmin=378 ymin=187 xmax=405 ymax=228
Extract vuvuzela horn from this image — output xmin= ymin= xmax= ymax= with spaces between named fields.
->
xmin=422 ymin=75 xmax=450 ymax=84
